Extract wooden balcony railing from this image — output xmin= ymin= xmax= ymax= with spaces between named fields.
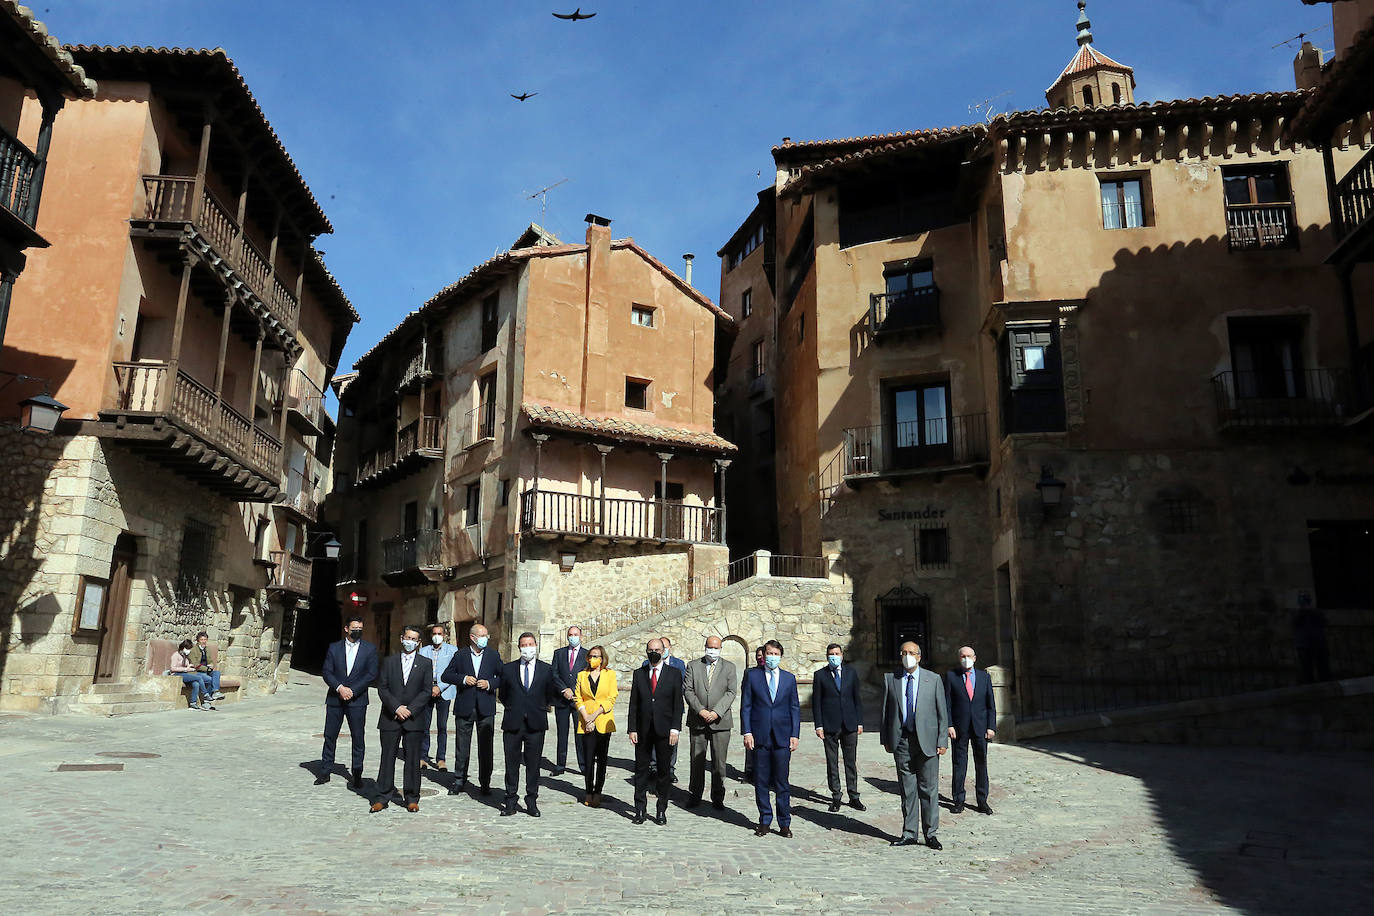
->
xmin=869 ymin=287 xmax=941 ymax=336
xmin=0 ymin=123 xmax=41 ymax=228
xmin=285 ymin=368 xmax=325 ymax=434
xmin=1211 ymin=368 xmax=1352 ymax=428
xmin=140 ymin=175 xmax=300 ymax=332
xmin=111 ymin=361 xmax=283 ymax=479
xmin=1335 ymin=145 xmax=1374 ymax=248
xmin=1226 ymin=203 xmax=1297 ymax=251
xmin=353 ymin=416 xmax=442 ymax=485
xmin=520 ymin=488 xmax=725 ymax=544
xmin=842 ymin=413 xmax=990 ymax=478
xmin=268 ymin=550 xmax=312 ymax=595
xmin=398 ymin=348 xmax=442 ymax=391
xmin=382 ymin=528 xmax=443 ymax=575
xmin=278 ymin=465 xmax=321 ymax=520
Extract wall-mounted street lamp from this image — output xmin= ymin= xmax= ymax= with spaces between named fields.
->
xmin=1035 ymin=465 xmax=1067 ymax=511
xmin=306 ymin=532 xmax=342 ymax=560
xmin=0 ymin=371 xmax=68 ymax=434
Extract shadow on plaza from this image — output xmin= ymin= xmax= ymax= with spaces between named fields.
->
xmin=1020 ymin=739 xmax=1374 ymax=915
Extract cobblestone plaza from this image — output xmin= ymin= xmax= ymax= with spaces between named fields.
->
xmin=1 ymin=676 xmax=1370 ymax=915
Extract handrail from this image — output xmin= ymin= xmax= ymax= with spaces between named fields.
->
xmin=842 ymin=412 xmax=989 ymax=477
xmin=520 ymin=488 xmax=725 ymax=544
xmin=869 ymin=287 xmax=941 ymax=335
xmin=1334 ymin=144 xmax=1374 ymax=243
xmin=0 ymin=122 xmax=41 ymax=227
xmin=1211 ymin=368 xmax=1351 ymax=427
xmin=1225 ymin=202 xmax=1297 ymax=251
xmin=382 ymin=528 xmax=443 ymax=574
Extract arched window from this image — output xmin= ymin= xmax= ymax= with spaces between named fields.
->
xmin=1082 ymin=85 xmax=1094 ymax=106
xmin=1112 ymin=83 xmax=1122 ymax=104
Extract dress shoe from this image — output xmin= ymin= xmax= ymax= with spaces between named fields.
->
xmin=589 ymin=793 xmax=602 ymax=808
xmin=499 ymin=804 xmax=518 ymax=816
xmin=369 ymin=802 xmax=386 ymax=813
xmin=350 ymin=769 xmax=363 ymax=790
xmin=978 ymin=803 xmax=995 ymax=816
xmin=754 ymin=823 xmax=770 ymax=837
xmin=951 ymin=802 xmax=965 ymax=814
xmin=889 ymin=837 xmax=921 ymax=847
xmin=828 ymin=800 xmax=842 ymax=813
xmin=653 ymin=811 xmax=667 ymax=826
xmin=926 ymin=837 xmax=943 ymax=850
xmin=849 ymin=799 xmax=867 ymax=812
xmin=551 ymin=766 xmax=566 ymax=777
xmin=711 ymin=800 xmax=726 ymax=811
xmin=685 ymin=796 xmax=702 ymax=809
xmin=314 ymin=773 xmax=330 ymax=785
xmin=631 ymin=810 xmax=647 ymax=825
xmin=406 ymin=802 xmax=419 ymax=813
xmin=779 ymin=826 xmax=793 ymax=838
xmin=527 ymin=802 xmax=541 ymax=817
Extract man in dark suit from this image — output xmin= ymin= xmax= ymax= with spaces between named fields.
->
xmin=370 ymin=625 xmax=434 ymax=812
xmin=628 ymin=637 xmax=685 ymax=825
xmin=880 ymin=641 xmax=949 ymax=849
xmin=741 ymin=639 xmax=801 ymax=838
xmin=317 ymin=615 xmax=378 ymax=788
xmin=550 ymin=625 xmax=589 ymax=776
xmin=497 ymin=631 xmax=558 ymax=816
xmin=441 ymin=622 xmax=502 ymax=796
xmin=641 ymin=634 xmax=688 ymax=783
xmin=812 ymin=642 xmax=866 ymax=813
xmin=742 ymin=645 xmax=765 ymax=781
xmin=944 ymin=645 xmax=996 ymax=815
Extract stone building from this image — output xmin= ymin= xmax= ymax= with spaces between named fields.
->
xmin=0 ymin=47 xmax=357 ymax=713
xmin=724 ymin=2 xmax=1374 ymax=719
xmin=327 ymin=217 xmax=734 ymax=662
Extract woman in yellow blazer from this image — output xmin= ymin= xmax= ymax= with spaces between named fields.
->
xmin=575 ymin=644 xmax=617 ymax=807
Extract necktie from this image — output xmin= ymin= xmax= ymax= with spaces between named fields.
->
xmin=524 ymin=661 xmax=531 ymax=690
xmin=650 ymin=667 xmax=658 ymax=694
xmin=706 ymin=660 xmax=715 ymax=691
xmin=965 ymin=670 xmax=975 ymax=700
xmin=768 ymin=670 xmax=777 ymax=701
xmin=904 ymin=674 xmax=915 ymax=729
xmin=834 ymin=668 xmax=840 ymax=691
xmin=569 ymin=650 xmax=575 ymax=673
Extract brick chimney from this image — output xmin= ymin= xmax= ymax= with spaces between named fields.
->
xmin=581 ymin=214 xmax=613 ymax=413
xmin=1293 ymin=40 xmax=1322 ymax=92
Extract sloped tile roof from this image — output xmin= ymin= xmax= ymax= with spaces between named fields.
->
xmin=996 ymin=90 xmax=1308 ymax=128
xmin=1 ymin=1 xmax=96 ymax=96
xmin=523 ymin=403 xmax=737 ymax=454
xmin=773 ymin=125 xmax=981 ymax=163
xmin=1049 ymin=43 xmax=1135 ymax=92
xmin=781 ymin=125 xmax=986 ymax=193
xmin=1290 ymin=15 xmax=1374 ymax=139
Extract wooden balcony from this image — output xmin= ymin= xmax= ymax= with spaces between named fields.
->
xmin=1331 ymin=145 xmax=1374 ymax=266
xmin=284 ymin=368 xmax=326 ymax=437
xmin=1225 ymin=203 xmax=1297 ymax=251
xmin=381 ymin=528 xmax=444 ymax=586
xmin=354 ymin=416 xmax=443 ymax=489
xmin=101 ymin=361 xmax=283 ymax=501
xmin=0 ymin=124 xmax=41 ymax=234
xmin=520 ymin=489 xmax=725 ymax=545
xmin=267 ymin=550 xmax=312 ymax=596
xmin=275 ymin=466 xmax=321 ymax=522
xmin=135 ymin=175 xmax=299 ymax=341
xmin=397 ymin=347 xmax=442 ymax=392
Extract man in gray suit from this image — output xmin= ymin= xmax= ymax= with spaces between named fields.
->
xmin=879 ymin=641 xmax=949 ymax=849
xmin=684 ymin=635 xmax=738 ymax=810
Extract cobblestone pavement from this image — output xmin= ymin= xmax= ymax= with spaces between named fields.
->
xmin=1 ymin=677 xmax=1371 ymax=915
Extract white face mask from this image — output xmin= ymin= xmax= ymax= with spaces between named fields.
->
xmin=960 ymin=656 xmax=974 ymax=670
xmin=901 ymin=654 xmax=920 ymax=670
xmin=704 ymin=647 xmax=721 ymax=661
xmin=432 ymin=634 xmax=444 ymax=646
xmin=519 ymin=645 xmax=538 ymax=662
xmin=401 ymin=639 xmax=418 ymax=653
xmin=181 ymin=648 xmax=190 ymax=656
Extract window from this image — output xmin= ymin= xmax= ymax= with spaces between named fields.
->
xmin=751 ymin=340 xmax=766 ymax=380
xmin=728 ymin=222 xmax=765 ymax=270
xmin=1112 ymin=83 xmax=1122 ymax=104
xmin=1228 ymin=316 xmax=1306 ymax=400
xmin=176 ymin=519 xmax=214 ymax=603
xmin=876 ymin=259 xmax=940 ymax=333
xmin=1160 ymin=497 xmax=1199 ymax=534
xmin=1100 ymin=176 xmax=1147 ymax=229
xmin=480 ymin=294 xmax=499 ymax=352
xmin=476 ymin=372 xmax=496 ymax=440
xmin=465 ymin=482 xmax=481 ymax=527
xmin=877 ymin=585 xmax=930 ymax=666
xmin=625 ymin=377 xmax=650 ymax=410
xmin=888 ymin=381 xmax=952 ymax=469
xmin=1082 ymin=85 xmax=1094 ymax=106
xmin=1222 ymin=164 xmax=1296 ymax=250
xmin=631 ymin=304 xmax=655 ymax=327
xmin=917 ymin=527 xmax=951 ymax=569
xmin=741 ymin=288 xmax=752 ymax=319
xmin=1309 ymin=521 xmax=1374 ymax=608
xmin=498 ymin=478 xmax=510 ymax=507
xmin=999 ymin=323 xmax=1066 ymax=434
xmin=403 ymin=500 xmax=418 ymax=535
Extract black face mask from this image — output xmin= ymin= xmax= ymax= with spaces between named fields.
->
xmin=347 ymin=630 xmax=363 ymax=641
xmin=646 ymin=650 xmax=662 ymax=666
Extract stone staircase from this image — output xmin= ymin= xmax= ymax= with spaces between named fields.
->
xmin=69 ymin=682 xmax=182 ymax=716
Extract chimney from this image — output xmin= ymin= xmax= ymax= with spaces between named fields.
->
xmin=584 ymin=212 xmax=612 ymax=260
xmin=1294 ymin=40 xmax=1323 ymax=91
xmin=682 ymin=253 xmax=694 ymax=286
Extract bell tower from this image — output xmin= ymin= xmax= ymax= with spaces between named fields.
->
xmin=1045 ymin=1 xmax=1136 ymax=109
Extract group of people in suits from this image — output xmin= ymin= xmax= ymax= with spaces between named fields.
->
xmin=313 ymin=616 xmax=998 ymax=848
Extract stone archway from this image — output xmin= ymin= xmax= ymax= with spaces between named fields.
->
xmin=721 ymin=634 xmax=749 ymax=681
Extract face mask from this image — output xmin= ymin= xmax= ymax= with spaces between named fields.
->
xmin=704 ymin=647 xmax=721 ymax=661
xmin=347 ymin=630 xmax=362 ymax=642
xmin=961 ymin=657 xmax=974 ymax=670
xmin=181 ymin=648 xmax=190 ymax=656
xmin=662 ymin=647 xmax=671 ymax=658
xmin=401 ymin=639 xmax=418 ymax=653
xmin=567 ymin=635 xmax=581 ymax=648
xmin=646 ymin=650 xmax=662 ymax=666
xmin=828 ymin=655 xmax=842 ymax=667
xmin=764 ymin=655 xmax=781 ymax=670
xmin=589 ymin=657 xmax=602 ymax=670
xmin=474 ymin=636 xmax=488 ymax=649
xmin=431 ymin=634 xmax=444 ymax=646
xmin=901 ymin=654 xmax=920 ymax=670
xmin=519 ymin=645 xmax=538 ymax=661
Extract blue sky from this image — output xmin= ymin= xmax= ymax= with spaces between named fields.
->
xmin=40 ymin=0 xmax=1330 ymax=369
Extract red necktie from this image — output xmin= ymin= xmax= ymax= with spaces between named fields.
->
xmin=965 ymin=670 xmax=974 ymax=700
xmin=569 ymin=650 xmax=575 ymax=673
xmin=650 ymin=668 xmax=658 ymax=694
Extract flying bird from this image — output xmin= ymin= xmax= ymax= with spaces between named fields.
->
xmin=511 ymin=92 xmax=538 ymax=101
xmin=552 ymin=8 xmax=596 ymax=20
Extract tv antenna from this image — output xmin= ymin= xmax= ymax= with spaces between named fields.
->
xmin=969 ymin=90 xmax=1013 ymax=124
xmin=525 ymin=178 xmax=569 ymax=220
xmin=1272 ymin=23 xmax=1329 ymax=50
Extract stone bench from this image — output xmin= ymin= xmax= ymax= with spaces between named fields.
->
xmin=145 ymin=638 xmax=243 ymax=705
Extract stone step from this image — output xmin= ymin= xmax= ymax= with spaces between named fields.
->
xmin=84 ymin=683 xmax=136 ymax=696
xmin=70 ymin=700 xmax=176 ymax=717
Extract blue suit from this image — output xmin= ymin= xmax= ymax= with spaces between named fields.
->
xmin=740 ymin=665 xmax=801 ymax=827
xmin=944 ymin=667 xmax=996 ymax=807
xmin=320 ymin=638 xmax=378 ymax=773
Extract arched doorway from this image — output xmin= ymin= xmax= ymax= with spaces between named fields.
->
xmin=721 ymin=634 xmax=749 ymax=681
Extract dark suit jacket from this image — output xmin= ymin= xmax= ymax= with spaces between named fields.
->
xmin=944 ymin=667 xmax=996 ymax=737
xmin=442 ymin=648 xmax=503 ymax=719
xmin=322 ymin=639 xmax=378 ymax=707
xmin=376 ymin=653 xmax=434 ymax=732
xmin=811 ymin=664 xmax=864 ymax=734
xmin=627 ymin=664 xmax=685 ymax=737
xmin=498 ymin=658 xmax=558 ymax=732
xmin=550 ymin=645 xmax=589 ymax=706
xmin=740 ymin=666 xmax=801 ymax=749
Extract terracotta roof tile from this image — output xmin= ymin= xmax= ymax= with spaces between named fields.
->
xmin=305 ymin=248 xmax=359 ymax=324
xmin=523 ymin=403 xmax=737 ymax=454
xmin=996 ymin=90 xmax=1308 ymax=126
xmin=782 ymin=125 xmax=986 ymax=193
xmin=1 ymin=1 xmax=96 ymax=96
xmin=1049 ymin=43 xmax=1135 ymax=92
xmin=1290 ymin=15 xmax=1374 ymax=139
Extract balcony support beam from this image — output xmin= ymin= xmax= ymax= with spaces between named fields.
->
xmin=212 ymin=294 xmax=233 ymax=402
xmin=23 ymin=98 xmax=60 ymax=227
xmin=714 ymin=458 xmax=732 ymax=544
xmin=190 ymin=111 xmax=214 ymax=223
xmin=163 ymin=253 xmax=196 ymax=408
xmin=656 ymin=451 xmax=673 ymax=539
xmin=248 ymin=325 xmax=266 ymax=444
xmin=233 ymin=166 xmax=251 ymax=263
xmin=595 ymin=443 xmax=614 ymax=530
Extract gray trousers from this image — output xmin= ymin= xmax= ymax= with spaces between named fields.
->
xmin=893 ymin=734 xmax=939 ymax=840
xmin=688 ymin=727 xmax=730 ymax=802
